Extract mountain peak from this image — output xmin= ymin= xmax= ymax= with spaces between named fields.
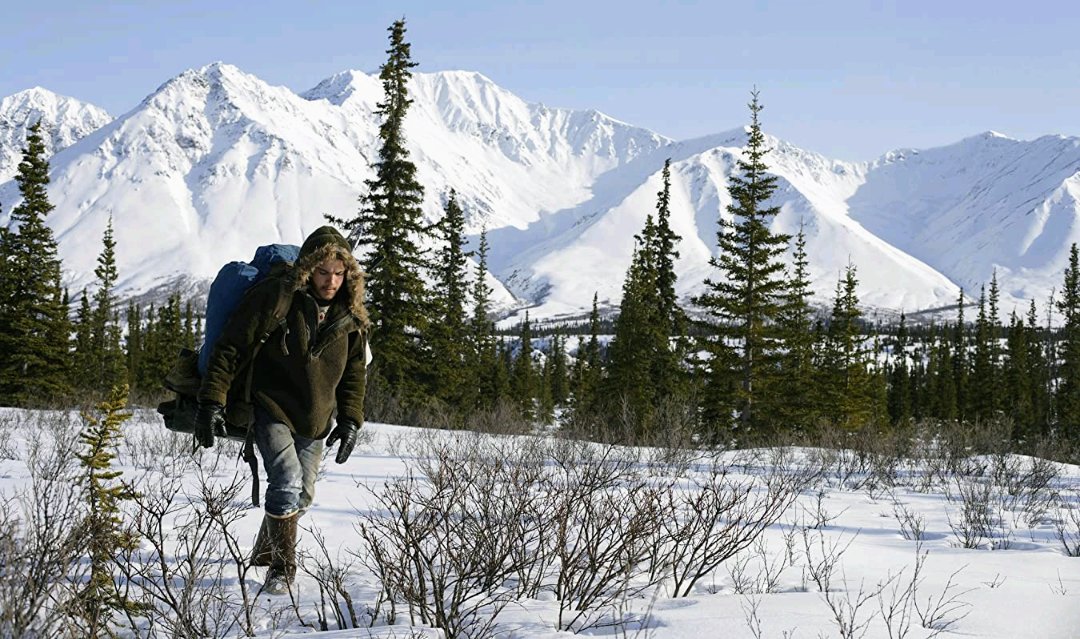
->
xmin=0 ymin=87 xmax=113 ymax=181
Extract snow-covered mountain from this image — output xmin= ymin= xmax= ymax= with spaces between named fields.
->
xmin=0 ymin=88 xmax=112 ymax=181
xmin=1 ymin=63 xmax=1078 ymax=320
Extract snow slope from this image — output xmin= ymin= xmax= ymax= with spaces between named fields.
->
xmin=2 ymin=66 xmax=1080 ymax=319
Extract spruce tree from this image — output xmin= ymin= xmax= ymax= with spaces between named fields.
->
xmin=125 ymin=302 xmax=143 ymax=394
xmin=652 ymin=159 xmax=686 ymax=400
xmin=429 ymin=190 xmax=470 ymax=409
xmin=819 ymin=263 xmax=878 ymax=429
xmin=773 ymin=225 xmax=817 ymax=431
xmin=90 ymin=217 xmax=127 ymax=396
xmin=970 ymin=285 xmax=993 ymax=422
xmin=568 ymin=294 xmax=604 ymax=426
xmin=1056 ymin=244 xmax=1080 ymax=441
xmin=952 ymin=289 xmax=969 ymax=422
xmin=1027 ymin=299 xmax=1051 ymax=436
xmin=466 ymin=227 xmax=509 ymax=412
xmin=76 ymin=384 xmax=139 ymax=634
xmin=606 ymin=217 xmax=664 ymax=437
xmin=511 ymin=313 xmax=537 ymax=419
xmin=692 ymin=90 xmax=790 ymax=433
xmin=71 ymin=290 xmax=94 ymax=390
xmin=1005 ymin=309 xmax=1034 ymax=441
xmin=333 ymin=18 xmax=431 ymax=401
xmin=887 ymin=311 xmax=913 ymax=426
xmin=0 ymin=121 xmax=70 ymax=405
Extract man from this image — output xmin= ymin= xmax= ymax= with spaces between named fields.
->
xmin=194 ymin=225 xmax=369 ymax=594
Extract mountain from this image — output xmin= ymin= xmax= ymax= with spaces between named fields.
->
xmin=0 ymin=88 xmax=112 ymax=181
xmin=1 ymin=64 xmax=1078 ymax=321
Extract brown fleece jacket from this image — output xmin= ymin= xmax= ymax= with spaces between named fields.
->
xmin=198 ymin=227 xmax=370 ymax=439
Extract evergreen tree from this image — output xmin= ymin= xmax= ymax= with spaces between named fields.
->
xmin=887 ymin=312 xmax=913 ymax=425
xmin=773 ymin=225 xmax=817 ymax=431
xmin=692 ymin=91 xmax=790 ymax=433
xmin=1028 ymin=299 xmax=1052 ymax=436
xmin=125 ymin=302 xmax=143 ymax=393
xmin=970 ymin=285 xmax=993 ymax=421
xmin=332 ymin=18 xmax=431 ymax=401
xmin=1056 ymin=244 xmax=1080 ymax=441
xmin=606 ymin=217 xmax=664 ymax=437
xmin=89 ymin=217 xmax=127 ymax=396
xmin=952 ymin=288 xmax=969 ymax=422
xmin=467 ymin=228 xmax=504 ymax=411
xmin=0 ymin=121 xmax=70 ymax=405
xmin=429 ymin=190 xmax=470 ymax=409
xmin=652 ymin=159 xmax=686 ymax=400
xmin=549 ymin=330 xmax=570 ymax=407
xmin=568 ymin=294 xmax=604 ymax=426
xmin=76 ymin=384 xmax=139 ymax=634
xmin=1005 ymin=309 xmax=1035 ymax=440
xmin=71 ymin=290 xmax=94 ymax=389
xmin=511 ymin=313 xmax=537 ymax=419
xmin=819 ymin=263 xmax=878 ymax=429
xmin=926 ymin=328 xmax=958 ymax=421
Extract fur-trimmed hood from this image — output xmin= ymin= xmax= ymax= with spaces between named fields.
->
xmin=289 ymin=226 xmax=369 ymax=327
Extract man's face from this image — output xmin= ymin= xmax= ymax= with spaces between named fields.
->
xmin=311 ymin=259 xmax=346 ymax=301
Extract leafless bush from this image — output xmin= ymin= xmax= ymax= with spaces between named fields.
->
xmin=820 ymin=569 xmax=890 ymax=639
xmin=800 ymin=528 xmax=856 ymax=593
xmin=801 ymin=487 xmax=848 ymax=530
xmin=0 ymin=423 xmax=88 ymax=638
xmin=727 ymin=536 xmax=790 ymax=595
xmin=660 ymin=456 xmax=814 ymax=598
xmin=890 ymin=498 xmax=925 ymax=542
xmin=1053 ymin=488 xmax=1080 ymax=557
xmin=298 ymin=524 xmax=364 ymax=631
xmin=355 ymin=438 xmax=535 ymax=639
xmin=913 ymin=563 xmax=972 ymax=636
xmin=118 ymin=465 xmax=258 ymax=638
xmin=945 ymin=476 xmax=995 ymax=549
xmin=552 ymin=475 xmax=664 ymax=632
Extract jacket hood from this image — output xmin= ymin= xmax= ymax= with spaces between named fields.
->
xmin=290 ymin=226 xmax=369 ymax=326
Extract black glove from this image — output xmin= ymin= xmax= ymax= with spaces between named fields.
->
xmin=326 ymin=419 xmax=360 ymax=464
xmin=193 ymin=401 xmax=225 ymax=449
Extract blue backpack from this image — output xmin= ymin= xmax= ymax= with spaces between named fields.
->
xmin=160 ymin=243 xmax=299 ymax=506
xmin=197 ymin=243 xmax=300 ymax=376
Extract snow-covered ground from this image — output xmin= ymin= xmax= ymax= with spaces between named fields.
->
xmin=0 ymin=407 xmax=1078 ymax=638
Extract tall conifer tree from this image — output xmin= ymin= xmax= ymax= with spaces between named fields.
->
xmin=692 ymin=90 xmax=790 ymax=433
xmin=89 ymin=217 xmax=127 ymax=396
xmin=333 ymin=18 xmax=430 ymax=400
xmin=430 ymin=190 xmax=470 ymax=408
xmin=0 ymin=121 xmax=70 ymax=405
xmin=1056 ymin=244 xmax=1080 ymax=440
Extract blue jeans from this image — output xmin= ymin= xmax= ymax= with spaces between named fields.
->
xmin=254 ymin=408 xmax=325 ymax=517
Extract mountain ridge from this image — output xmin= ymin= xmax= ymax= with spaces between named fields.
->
xmin=2 ymin=65 xmax=1078 ymax=320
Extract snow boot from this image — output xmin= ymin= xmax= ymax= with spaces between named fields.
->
xmin=262 ymin=512 xmax=298 ymax=595
xmin=250 ymin=515 xmax=272 ymax=567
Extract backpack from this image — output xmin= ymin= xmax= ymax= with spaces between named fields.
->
xmin=157 ymin=243 xmax=299 ymax=505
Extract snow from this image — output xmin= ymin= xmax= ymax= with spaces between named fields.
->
xmin=1 ymin=407 xmax=1077 ymax=638
xmin=3 ymin=68 xmax=1080 ymax=321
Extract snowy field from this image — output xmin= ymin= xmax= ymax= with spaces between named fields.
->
xmin=0 ymin=407 xmax=1078 ymax=638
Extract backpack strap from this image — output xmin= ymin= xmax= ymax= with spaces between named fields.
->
xmin=238 ymin=281 xmax=295 ymax=507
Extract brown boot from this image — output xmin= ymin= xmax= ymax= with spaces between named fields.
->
xmin=250 ymin=516 xmax=272 ymax=567
xmin=262 ymin=512 xmax=298 ymax=595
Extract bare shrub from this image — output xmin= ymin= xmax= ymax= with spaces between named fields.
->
xmin=355 ymin=438 xmax=536 ymax=639
xmin=800 ymin=528 xmax=857 ymax=593
xmin=890 ymin=498 xmax=925 ymax=542
xmin=944 ymin=476 xmax=994 ymax=549
xmin=820 ymin=569 xmax=890 ymax=639
xmin=1053 ymin=488 xmax=1080 ymax=557
xmin=661 ymin=455 xmax=814 ymax=598
xmin=118 ymin=466 xmax=258 ymax=638
xmin=298 ymin=524 xmax=363 ymax=631
xmin=0 ymin=423 xmax=88 ymax=638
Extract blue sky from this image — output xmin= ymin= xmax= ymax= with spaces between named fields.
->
xmin=2 ymin=0 xmax=1076 ymax=161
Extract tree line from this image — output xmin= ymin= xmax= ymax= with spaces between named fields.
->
xmin=2 ymin=21 xmax=1079 ymax=459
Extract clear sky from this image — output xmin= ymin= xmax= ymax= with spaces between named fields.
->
xmin=2 ymin=0 xmax=1076 ymax=161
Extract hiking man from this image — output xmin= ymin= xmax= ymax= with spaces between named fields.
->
xmin=193 ymin=225 xmax=369 ymax=594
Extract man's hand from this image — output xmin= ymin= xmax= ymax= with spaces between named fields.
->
xmin=326 ymin=419 xmax=360 ymax=464
xmin=193 ymin=402 xmax=225 ymax=449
